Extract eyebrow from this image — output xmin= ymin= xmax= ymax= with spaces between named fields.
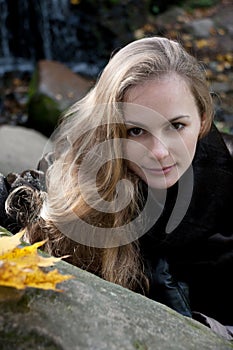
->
xmin=125 ymin=115 xmax=190 ymax=128
xmin=125 ymin=121 xmax=148 ymax=128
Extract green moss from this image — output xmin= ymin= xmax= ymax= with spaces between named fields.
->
xmin=133 ymin=340 xmax=148 ymax=350
xmin=182 ymin=0 xmax=219 ymax=9
xmin=27 ymin=93 xmax=61 ymax=136
xmin=28 ymin=69 xmax=39 ymax=99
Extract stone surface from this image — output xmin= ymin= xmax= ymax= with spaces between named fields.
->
xmin=0 ymin=260 xmax=232 ymax=350
xmin=213 ymin=4 xmax=233 ymax=33
xmin=27 ymin=60 xmax=94 ymax=136
xmin=184 ymin=18 xmax=214 ymax=38
xmin=0 ymin=125 xmax=52 ymax=176
xmin=35 ymin=60 xmax=94 ymax=111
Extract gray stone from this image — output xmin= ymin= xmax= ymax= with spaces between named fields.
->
xmin=0 ymin=125 xmax=52 ymax=176
xmin=184 ymin=19 xmax=214 ymax=38
xmin=0 ymin=260 xmax=232 ymax=350
xmin=210 ymin=81 xmax=232 ymax=94
xmin=154 ymin=6 xmax=186 ymax=29
xmin=217 ymin=35 xmax=233 ymax=55
xmin=213 ymin=5 xmax=233 ymax=35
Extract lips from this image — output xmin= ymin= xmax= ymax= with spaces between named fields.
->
xmin=142 ymin=164 xmax=176 ymax=175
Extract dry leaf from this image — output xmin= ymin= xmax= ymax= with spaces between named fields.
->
xmin=0 ymin=230 xmax=25 ymax=255
xmin=70 ymin=0 xmax=81 ymax=4
xmin=0 ymin=261 xmax=72 ymax=291
xmin=0 ymin=240 xmax=65 ymax=268
xmin=0 ymin=230 xmax=74 ymax=295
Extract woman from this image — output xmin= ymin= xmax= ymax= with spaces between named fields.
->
xmin=2 ymin=36 xmax=233 ymax=338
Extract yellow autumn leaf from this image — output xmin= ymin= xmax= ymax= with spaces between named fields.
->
xmin=0 ymin=261 xmax=27 ymax=289
xmin=0 ymin=230 xmax=74 ymax=294
xmin=195 ymin=39 xmax=209 ymax=49
xmin=0 ymin=240 xmax=66 ymax=268
xmin=24 ymin=268 xmax=72 ymax=291
xmin=195 ymin=38 xmax=216 ymax=50
xmin=0 ymin=261 xmax=72 ymax=291
xmin=226 ymin=53 xmax=233 ymax=63
xmin=70 ymin=0 xmax=80 ymax=4
xmin=0 ymin=230 xmax=25 ymax=255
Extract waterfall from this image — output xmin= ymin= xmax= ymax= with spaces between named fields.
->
xmin=35 ymin=0 xmax=72 ymax=60
xmin=0 ymin=1 xmax=34 ymax=75
xmin=0 ymin=0 xmax=10 ymax=58
xmin=0 ymin=0 xmax=104 ymax=77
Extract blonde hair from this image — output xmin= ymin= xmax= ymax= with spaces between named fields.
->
xmin=9 ymin=36 xmax=213 ymax=293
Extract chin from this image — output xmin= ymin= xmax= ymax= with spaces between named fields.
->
xmin=146 ymin=175 xmax=179 ymax=189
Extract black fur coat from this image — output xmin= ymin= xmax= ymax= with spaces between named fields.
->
xmin=139 ymin=124 xmax=233 ymax=327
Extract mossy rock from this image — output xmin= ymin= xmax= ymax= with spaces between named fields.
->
xmin=27 ymin=93 xmax=61 ymax=137
xmin=0 ymin=260 xmax=232 ymax=350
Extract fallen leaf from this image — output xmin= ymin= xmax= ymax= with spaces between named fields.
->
xmin=0 ymin=229 xmax=74 ymax=295
xmin=0 ymin=260 xmax=72 ymax=291
xmin=0 ymin=230 xmax=25 ymax=255
xmin=0 ymin=242 xmax=65 ymax=268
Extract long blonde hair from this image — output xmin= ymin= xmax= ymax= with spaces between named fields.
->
xmin=7 ymin=36 xmax=214 ymax=293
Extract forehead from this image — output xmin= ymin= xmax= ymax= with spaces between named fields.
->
xmin=125 ymin=74 xmax=191 ymax=103
xmin=123 ymin=73 xmax=197 ymax=123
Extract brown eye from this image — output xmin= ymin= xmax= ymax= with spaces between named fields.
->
xmin=170 ymin=122 xmax=185 ymax=130
xmin=127 ymin=128 xmax=144 ymax=137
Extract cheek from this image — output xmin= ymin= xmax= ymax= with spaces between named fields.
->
xmin=185 ymin=126 xmax=201 ymax=157
xmin=177 ymin=132 xmax=199 ymax=165
xmin=186 ymin=138 xmax=198 ymax=157
xmin=123 ymin=140 xmax=145 ymax=163
xmin=123 ymin=141 xmax=147 ymax=179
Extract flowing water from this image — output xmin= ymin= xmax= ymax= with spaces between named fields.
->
xmin=0 ymin=0 xmax=105 ymax=77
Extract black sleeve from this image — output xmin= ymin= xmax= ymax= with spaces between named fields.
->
xmin=147 ymin=258 xmax=192 ymax=318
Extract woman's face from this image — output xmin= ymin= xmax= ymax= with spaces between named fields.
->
xmin=123 ymin=74 xmax=203 ymax=189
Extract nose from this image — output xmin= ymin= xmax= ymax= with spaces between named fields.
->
xmin=149 ymin=136 xmax=170 ymax=160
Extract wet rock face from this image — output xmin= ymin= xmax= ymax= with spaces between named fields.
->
xmin=0 ymin=261 xmax=232 ymax=350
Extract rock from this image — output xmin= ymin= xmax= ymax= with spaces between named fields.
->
xmin=27 ymin=92 xmax=62 ymax=137
xmin=210 ymin=81 xmax=232 ymax=94
xmin=33 ymin=60 xmax=94 ymax=111
xmin=154 ymin=6 xmax=186 ymax=30
xmin=184 ymin=18 xmax=214 ymax=38
xmin=0 ymin=260 xmax=232 ymax=350
xmin=98 ymin=0 xmax=150 ymax=43
xmin=0 ymin=125 xmax=52 ymax=176
xmin=27 ymin=60 xmax=94 ymax=136
xmin=217 ymin=35 xmax=233 ymax=55
xmin=213 ymin=4 xmax=233 ymax=34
